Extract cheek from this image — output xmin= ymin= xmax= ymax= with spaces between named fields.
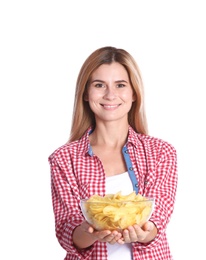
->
xmin=122 ymin=91 xmax=135 ymax=101
xmin=87 ymin=91 xmax=102 ymax=101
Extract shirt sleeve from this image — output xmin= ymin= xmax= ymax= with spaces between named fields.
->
xmin=134 ymin=140 xmax=178 ymax=251
xmin=48 ymin=152 xmax=95 ymax=259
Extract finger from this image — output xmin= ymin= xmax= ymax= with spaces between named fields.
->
xmin=123 ymin=225 xmax=146 ymax=242
xmin=116 ymin=237 xmax=125 ymax=244
xmin=142 ymin=221 xmax=154 ymax=232
xmin=122 ymin=229 xmax=131 ymax=243
xmin=108 ymin=237 xmax=117 ymax=245
xmin=107 ymin=231 xmax=122 ymax=244
xmin=127 ymin=226 xmax=139 ymax=242
xmin=87 ymin=226 xmax=95 ymax=233
xmin=97 ymin=230 xmax=112 ymax=240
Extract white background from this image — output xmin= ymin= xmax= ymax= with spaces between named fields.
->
xmin=0 ymin=1 xmax=205 ymax=259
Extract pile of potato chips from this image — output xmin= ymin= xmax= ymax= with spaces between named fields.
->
xmin=81 ymin=191 xmax=154 ymax=230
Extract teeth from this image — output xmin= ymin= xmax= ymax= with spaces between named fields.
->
xmin=103 ymin=105 xmax=118 ymax=108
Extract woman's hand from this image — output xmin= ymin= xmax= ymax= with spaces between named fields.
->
xmin=73 ymin=221 xmax=124 ymax=249
xmin=81 ymin=221 xmax=124 ymax=245
xmin=121 ymin=221 xmax=157 ymax=244
xmin=73 ymin=220 xmax=157 ymax=249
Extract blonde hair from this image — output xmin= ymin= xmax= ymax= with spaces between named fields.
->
xmin=69 ymin=46 xmax=148 ymax=142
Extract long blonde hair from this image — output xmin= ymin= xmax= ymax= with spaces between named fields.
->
xmin=69 ymin=46 xmax=148 ymax=142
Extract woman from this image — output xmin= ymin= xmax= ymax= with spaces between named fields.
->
xmin=48 ymin=46 xmax=178 ymax=260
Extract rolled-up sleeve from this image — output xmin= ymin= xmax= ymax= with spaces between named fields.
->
xmin=134 ymin=141 xmax=178 ymax=252
xmin=48 ymin=153 xmax=95 ymax=259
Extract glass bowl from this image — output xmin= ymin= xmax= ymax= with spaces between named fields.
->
xmin=80 ymin=193 xmax=154 ymax=231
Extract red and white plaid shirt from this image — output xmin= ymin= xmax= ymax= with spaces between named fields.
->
xmin=48 ymin=126 xmax=178 ymax=260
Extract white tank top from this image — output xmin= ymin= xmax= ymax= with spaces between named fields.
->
xmin=106 ymin=172 xmax=133 ymax=260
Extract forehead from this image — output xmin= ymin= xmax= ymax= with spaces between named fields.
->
xmin=90 ymin=62 xmax=129 ymax=80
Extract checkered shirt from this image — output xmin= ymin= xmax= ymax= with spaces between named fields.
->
xmin=48 ymin=126 xmax=178 ymax=260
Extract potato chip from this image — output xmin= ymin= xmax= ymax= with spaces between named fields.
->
xmin=80 ymin=191 xmax=154 ymax=230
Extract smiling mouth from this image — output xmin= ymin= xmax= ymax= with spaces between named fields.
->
xmin=100 ymin=104 xmax=121 ymax=109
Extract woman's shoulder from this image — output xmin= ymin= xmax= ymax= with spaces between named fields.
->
xmin=48 ymin=140 xmax=78 ymax=162
xmin=137 ymin=133 xmax=177 ymax=156
xmin=48 ymin=129 xmax=90 ymax=163
xmin=129 ymin=127 xmax=176 ymax=154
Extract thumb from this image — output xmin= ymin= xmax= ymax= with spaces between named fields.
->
xmin=142 ymin=221 xmax=154 ymax=232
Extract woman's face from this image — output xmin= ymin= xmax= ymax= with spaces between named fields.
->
xmin=85 ymin=62 xmax=136 ymax=124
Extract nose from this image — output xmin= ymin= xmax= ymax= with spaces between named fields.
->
xmin=103 ymin=87 xmax=117 ymax=100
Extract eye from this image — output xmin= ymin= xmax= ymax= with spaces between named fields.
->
xmin=95 ymin=83 xmax=105 ymax=88
xmin=117 ymin=83 xmax=126 ymax=88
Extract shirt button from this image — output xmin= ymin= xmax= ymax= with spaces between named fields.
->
xmin=124 ymin=150 xmax=128 ymax=153
xmin=129 ymin=167 xmax=133 ymax=171
xmin=135 ymin=184 xmax=138 ymax=188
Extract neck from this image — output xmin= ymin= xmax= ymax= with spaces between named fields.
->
xmin=90 ymin=122 xmax=129 ymax=148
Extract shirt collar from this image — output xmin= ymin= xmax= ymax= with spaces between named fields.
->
xmin=77 ymin=127 xmax=93 ymax=156
xmin=127 ymin=125 xmax=142 ymax=148
xmin=78 ymin=125 xmax=142 ymax=156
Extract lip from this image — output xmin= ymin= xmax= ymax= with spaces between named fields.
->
xmin=100 ymin=104 xmax=121 ymax=110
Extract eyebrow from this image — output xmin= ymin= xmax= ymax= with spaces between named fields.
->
xmin=90 ymin=79 xmax=128 ymax=84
